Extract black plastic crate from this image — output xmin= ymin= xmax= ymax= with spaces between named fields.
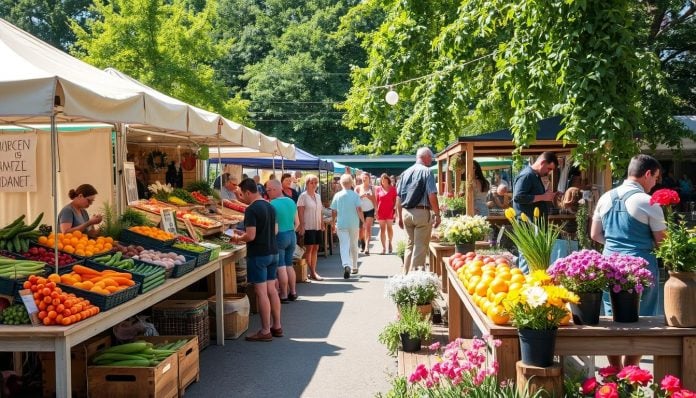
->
xmin=58 ymin=282 xmax=140 ymax=311
xmin=126 ymin=245 xmax=197 ymax=278
xmin=85 ymin=260 xmax=167 ymax=294
xmin=119 ymin=229 xmax=175 ymax=250
xmin=169 ymin=244 xmax=212 ymax=267
xmin=18 ymin=242 xmax=83 ymax=271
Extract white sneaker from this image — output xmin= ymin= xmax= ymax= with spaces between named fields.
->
xmin=351 ymin=267 xmax=358 ymax=274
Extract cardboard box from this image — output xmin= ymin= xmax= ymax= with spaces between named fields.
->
xmin=293 ymin=259 xmax=308 ymax=282
xmin=87 ymin=352 xmax=178 ymax=398
xmin=208 ymin=294 xmax=250 ymax=339
xmin=139 ymin=336 xmax=200 ymax=397
xmin=40 ymin=334 xmax=111 ymax=398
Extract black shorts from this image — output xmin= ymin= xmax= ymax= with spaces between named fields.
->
xmin=304 ymin=229 xmax=322 ymax=245
xmin=363 ymin=209 xmax=375 ymax=219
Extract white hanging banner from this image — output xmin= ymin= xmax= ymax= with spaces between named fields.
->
xmin=0 ymin=133 xmax=37 ymax=192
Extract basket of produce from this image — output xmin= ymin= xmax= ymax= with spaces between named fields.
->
xmin=36 ymin=232 xmax=115 ymax=258
xmin=0 ymin=213 xmax=45 ymax=253
xmin=170 ymin=242 xmax=212 ymax=267
xmin=58 ymin=264 xmax=140 ymax=311
xmin=197 ymin=242 xmax=221 ymax=261
xmin=0 ymin=302 xmax=32 ymax=325
xmin=112 ymin=243 xmax=195 ymax=278
xmin=0 ymin=257 xmax=48 ymax=298
xmin=24 ymin=274 xmax=101 ymax=326
xmin=19 ymin=243 xmax=82 ymax=271
xmin=120 ymin=226 xmax=176 ymax=249
xmin=86 ymin=257 xmax=167 ymax=294
xmin=90 ymin=340 xmax=182 ymax=367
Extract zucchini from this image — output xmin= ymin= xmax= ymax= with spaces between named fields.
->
xmin=92 ymin=352 xmax=149 ymax=363
xmin=105 ymin=359 xmax=152 ymax=367
xmin=6 ymin=240 xmax=13 ymax=252
xmin=12 ymin=236 xmax=20 ymax=253
xmin=20 ymin=212 xmax=43 ymax=232
xmin=0 ymin=215 xmax=25 ymax=235
xmin=101 ymin=342 xmax=149 ymax=354
xmin=20 ymin=239 xmax=29 ymax=253
xmin=3 ymin=221 xmax=26 ymax=240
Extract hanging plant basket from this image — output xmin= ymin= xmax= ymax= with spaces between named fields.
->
xmin=147 ymin=150 xmax=168 ymax=171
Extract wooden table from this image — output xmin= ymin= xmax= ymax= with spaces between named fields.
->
xmin=0 ymin=258 xmax=227 ymax=398
xmin=444 ymin=261 xmax=696 ymax=388
xmin=428 ymin=242 xmax=455 ymax=293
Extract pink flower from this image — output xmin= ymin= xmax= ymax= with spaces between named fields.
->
xmin=674 ymin=390 xmax=696 ymax=398
xmin=617 ymin=365 xmax=652 ymax=386
xmin=429 ymin=341 xmax=441 ymax=351
xmin=598 ymin=365 xmax=620 ymax=379
xmin=660 ymin=375 xmax=682 ymax=393
xmin=595 ymin=382 xmax=619 ymax=398
xmin=581 ymin=377 xmax=598 ymax=394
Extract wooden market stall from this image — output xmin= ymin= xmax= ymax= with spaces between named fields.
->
xmin=435 ymin=116 xmax=612 ymax=217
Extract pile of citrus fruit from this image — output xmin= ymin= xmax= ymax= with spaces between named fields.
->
xmin=128 ymin=226 xmax=175 ymax=241
xmin=449 ymin=251 xmax=525 ymax=325
xmin=38 ymin=231 xmax=114 ymax=257
xmin=23 ymin=273 xmax=100 ymax=326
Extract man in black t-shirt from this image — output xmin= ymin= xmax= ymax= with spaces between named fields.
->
xmin=230 ymin=178 xmax=282 ymax=342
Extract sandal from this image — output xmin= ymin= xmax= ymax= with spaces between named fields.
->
xmin=245 ymin=331 xmax=272 ymax=342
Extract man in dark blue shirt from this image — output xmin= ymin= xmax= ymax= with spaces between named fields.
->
xmin=512 ymin=152 xmax=559 ymax=220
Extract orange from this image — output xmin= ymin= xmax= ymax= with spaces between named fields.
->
xmin=38 ymin=236 xmax=48 ymax=244
xmin=489 ymin=278 xmax=509 ymax=294
xmin=488 ymin=305 xmax=510 ymax=325
xmin=510 ymin=274 xmax=526 ymax=284
xmin=73 ymin=230 xmax=83 ymax=238
xmin=475 ymin=281 xmax=489 ymax=297
xmin=508 ymin=282 xmax=523 ymax=293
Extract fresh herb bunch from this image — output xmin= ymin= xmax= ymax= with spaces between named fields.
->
xmin=100 ymin=202 xmax=121 ymax=239
xmin=172 ymin=188 xmax=195 ymax=204
xmin=120 ymin=208 xmax=154 ymax=228
xmin=378 ymin=304 xmax=431 ymax=356
xmin=186 ymin=180 xmax=216 ymax=197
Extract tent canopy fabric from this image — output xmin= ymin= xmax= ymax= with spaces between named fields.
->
xmin=210 ymin=147 xmax=330 ymax=170
xmin=0 ymin=18 xmax=294 ymax=158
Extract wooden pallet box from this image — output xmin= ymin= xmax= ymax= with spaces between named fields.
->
xmin=87 ymin=352 xmax=178 ymax=398
xmin=40 ymin=334 xmax=111 ymax=398
xmin=139 ymin=336 xmax=200 ymax=397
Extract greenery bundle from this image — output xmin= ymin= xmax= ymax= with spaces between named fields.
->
xmin=378 ymin=305 xmax=431 ymax=356
xmin=504 ymin=207 xmax=562 ymax=271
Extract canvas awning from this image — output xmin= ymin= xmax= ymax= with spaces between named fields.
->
xmin=210 ymin=147 xmax=330 ymax=170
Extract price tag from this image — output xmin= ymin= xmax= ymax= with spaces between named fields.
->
xmin=18 ymin=289 xmax=41 ymax=326
xmin=160 ymin=209 xmax=178 ymax=236
xmin=182 ymin=218 xmax=200 ymax=242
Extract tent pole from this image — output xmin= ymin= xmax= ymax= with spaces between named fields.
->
xmin=114 ymin=124 xmax=125 ymax=215
xmin=217 ymin=131 xmax=222 ymax=210
xmin=50 ymin=113 xmax=59 ymax=272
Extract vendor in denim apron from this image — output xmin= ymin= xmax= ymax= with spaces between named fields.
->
xmin=591 ymin=154 xmax=666 ymax=369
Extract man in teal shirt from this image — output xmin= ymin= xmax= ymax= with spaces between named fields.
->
xmin=331 ymin=174 xmax=364 ymax=279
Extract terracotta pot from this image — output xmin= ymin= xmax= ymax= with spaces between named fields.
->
xmin=664 ymin=272 xmax=696 ymax=327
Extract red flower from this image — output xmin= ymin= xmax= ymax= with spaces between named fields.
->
xmin=650 ymin=188 xmax=680 ymax=206
xmin=598 ymin=365 xmax=620 ymax=379
xmin=581 ymin=377 xmax=598 ymax=394
xmin=660 ymin=375 xmax=682 ymax=393
xmin=617 ymin=365 xmax=653 ymax=386
xmin=595 ymin=382 xmax=619 ymax=398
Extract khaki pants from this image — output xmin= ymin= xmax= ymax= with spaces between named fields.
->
xmin=402 ymin=208 xmax=432 ymax=273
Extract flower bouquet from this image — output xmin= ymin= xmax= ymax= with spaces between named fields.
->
xmin=605 ymin=253 xmax=654 ymax=323
xmin=503 ymin=271 xmax=578 ymax=367
xmin=504 ymin=207 xmax=562 ymax=272
xmin=568 ymin=364 xmax=695 ymax=397
xmin=547 ymin=249 xmax=611 ymax=325
xmin=384 ymin=271 xmax=441 ymax=308
xmin=441 ymin=215 xmax=491 ymax=252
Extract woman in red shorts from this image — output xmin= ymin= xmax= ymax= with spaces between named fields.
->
xmin=375 ymin=173 xmax=397 ymax=254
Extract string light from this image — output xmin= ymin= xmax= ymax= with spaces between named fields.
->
xmin=385 ymin=86 xmax=399 ymax=105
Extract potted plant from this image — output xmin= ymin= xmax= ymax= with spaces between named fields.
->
xmin=384 ymin=271 xmax=440 ymax=317
xmin=503 ymin=271 xmax=579 ymax=367
xmin=441 ymin=215 xmax=491 ymax=254
xmin=378 ymin=304 xmax=432 ymax=356
xmin=504 ymin=207 xmax=562 ymax=272
xmin=442 ymin=196 xmax=467 ymax=217
xmin=547 ymin=249 xmax=611 ymax=325
xmin=605 ymin=253 xmax=654 ymax=323
xmin=651 ymin=188 xmax=696 ymax=327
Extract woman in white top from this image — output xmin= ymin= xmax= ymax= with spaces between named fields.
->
xmin=297 ymin=174 xmax=325 ymax=280
xmin=355 ymin=172 xmax=376 ymax=255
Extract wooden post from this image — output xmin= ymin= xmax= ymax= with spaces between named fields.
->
xmin=516 ymin=361 xmax=564 ymax=398
xmin=465 ymin=144 xmax=474 ymax=216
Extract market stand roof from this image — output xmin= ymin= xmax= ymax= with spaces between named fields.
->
xmin=209 ymin=147 xmax=329 ymax=170
xmin=0 ymin=17 xmax=294 ymax=157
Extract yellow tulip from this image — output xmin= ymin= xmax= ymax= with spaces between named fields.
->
xmin=504 ymin=207 xmax=516 ymax=220
xmin=533 ymin=207 xmax=540 ymax=219
xmin=520 ymin=213 xmax=529 ymax=223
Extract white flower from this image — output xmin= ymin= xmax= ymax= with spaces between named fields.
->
xmin=524 ymin=286 xmax=548 ymax=308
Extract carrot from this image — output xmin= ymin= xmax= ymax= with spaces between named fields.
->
xmin=72 ymin=265 xmax=101 ymax=276
xmin=111 ymin=277 xmax=135 ymax=287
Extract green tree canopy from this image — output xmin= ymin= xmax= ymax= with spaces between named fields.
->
xmin=70 ymin=0 xmax=249 ymax=122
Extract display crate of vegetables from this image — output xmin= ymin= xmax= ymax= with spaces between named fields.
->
xmin=87 ymin=254 xmax=167 ymax=294
xmin=170 ymin=242 xmax=212 ymax=267
xmin=113 ymin=243 xmax=195 ymax=278
xmin=24 ymin=274 xmax=101 ymax=326
xmin=0 ymin=213 xmax=44 ymax=253
xmin=0 ymin=256 xmax=48 ymax=298
xmin=18 ymin=243 xmax=82 ymax=270
xmin=58 ymin=265 xmax=140 ymax=311
xmin=120 ymin=226 xmax=176 ymax=249
xmin=87 ymin=341 xmax=179 ymax=398
xmin=137 ymin=336 xmax=200 ymax=394
xmin=0 ymin=302 xmax=31 ymax=325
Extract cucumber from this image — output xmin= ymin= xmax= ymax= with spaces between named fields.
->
xmin=106 ymin=252 xmax=122 ymax=266
xmin=3 ymin=221 xmax=26 ymax=240
xmin=20 ymin=239 xmax=29 ymax=253
xmin=6 ymin=240 xmax=13 ymax=252
xmin=20 ymin=212 xmax=43 ymax=232
xmin=0 ymin=240 xmax=6 ymax=250
xmin=101 ymin=342 xmax=149 ymax=354
xmin=12 ymin=236 xmax=20 ymax=252
xmin=92 ymin=352 xmax=150 ymax=363
xmin=93 ymin=255 xmax=112 ymax=263
xmin=105 ymin=359 xmax=152 ymax=367
xmin=0 ymin=215 xmax=25 ymax=236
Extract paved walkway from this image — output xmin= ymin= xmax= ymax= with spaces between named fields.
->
xmin=186 ymin=227 xmax=407 ymax=397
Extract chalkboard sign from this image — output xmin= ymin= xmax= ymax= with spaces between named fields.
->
xmin=123 ymin=162 xmax=139 ymax=205
xmin=160 ymin=209 xmax=178 ymax=236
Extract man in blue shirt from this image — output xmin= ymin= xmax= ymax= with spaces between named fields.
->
xmin=396 ymin=147 xmax=441 ymax=274
xmin=512 ymin=152 xmax=559 ymax=220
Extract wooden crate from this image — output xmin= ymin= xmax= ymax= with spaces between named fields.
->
xmin=139 ymin=336 xmax=200 ymax=397
xmin=87 ymin=352 xmax=178 ymax=398
xmin=206 ymin=255 xmax=237 ymax=295
xmin=40 ymin=334 xmax=111 ymax=398
xmin=208 ymin=294 xmax=250 ymax=339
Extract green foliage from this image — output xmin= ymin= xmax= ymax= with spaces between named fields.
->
xmin=119 ymin=208 xmax=154 ymax=229
xmin=504 ymin=208 xmax=561 ymax=272
xmin=378 ymin=304 xmax=431 ymax=356
xmin=100 ymin=202 xmax=121 ymax=239
xmin=654 ymin=216 xmax=696 ymax=272
xmin=185 ymin=180 xmax=214 ymax=197
xmin=171 ymin=188 xmax=195 ymax=204
xmin=576 ymin=203 xmax=593 ymax=250
xmin=395 ymin=240 xmax=406 ymax=260
xmin=442 ymin=196 xmax=466 ymax=213
xmin=70 ymin=0 xmax=249 ymax=122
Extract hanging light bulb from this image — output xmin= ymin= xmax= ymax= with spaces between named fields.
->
xmin=385 ymin=87 xmax=399 ymax=105
xmin=147 ymin=135 xmax=152 ymax=141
